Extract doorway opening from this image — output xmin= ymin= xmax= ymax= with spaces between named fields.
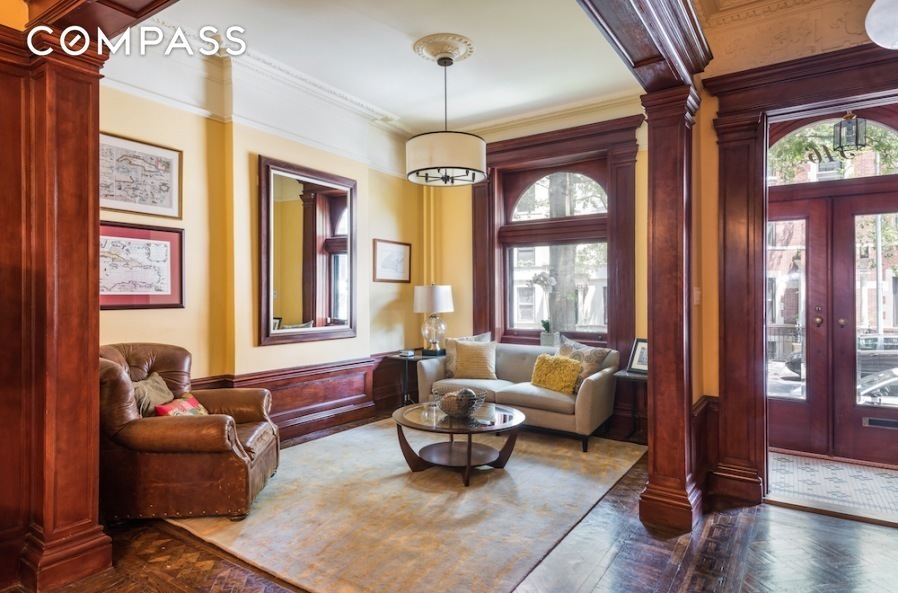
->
xmin=764 ymin=109 xmax=898 ymax=524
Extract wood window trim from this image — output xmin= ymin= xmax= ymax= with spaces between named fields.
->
xmin=472 ymin=115 xmax=643 ymax=354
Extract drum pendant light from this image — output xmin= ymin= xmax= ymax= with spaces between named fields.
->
xmin=406 ymin=34 xmax=486 ymax=187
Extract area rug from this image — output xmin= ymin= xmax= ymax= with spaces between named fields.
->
xmin=168 ymin=419 xmax=646 ymax=593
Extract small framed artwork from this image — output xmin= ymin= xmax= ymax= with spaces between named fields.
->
xmin=626 ymin=338 xmax=648 ymax=374
xmin=100 ymin=221 xmax=185 ymax=310
xmin=100 ymin=133 xmax=182 ymax=219
xmin=373 ymin=239 xmax=411 ymax=283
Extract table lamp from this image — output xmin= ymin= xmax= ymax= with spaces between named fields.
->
xmin=414 ymin=283 xmax=454 ymax=356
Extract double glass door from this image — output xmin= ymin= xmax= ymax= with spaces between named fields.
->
xmin=767 ymin=183 xmax=898 ymax=465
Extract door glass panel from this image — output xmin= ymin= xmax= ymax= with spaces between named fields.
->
xmin=855 ymin=213 xmax=898 ymax=407
xmin=766 ymin=219 xmax=808 ymax=400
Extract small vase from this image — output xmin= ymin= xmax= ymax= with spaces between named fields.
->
xmin=540 ymin=331 xmax=560 ymax=347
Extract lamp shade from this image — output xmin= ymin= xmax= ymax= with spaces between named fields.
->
xmin=413 ymin=284 xmax=454 ymax=314
xmin=406 ymin=131 xmax=487 ymax=186
xmin=866 ymin=0 xmax=898 ymax=50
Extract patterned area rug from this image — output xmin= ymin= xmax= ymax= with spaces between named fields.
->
xmin=168 ymin=419 xmax=645 ymax=593
xmin=769 ymin=452 xmax=898 ymax=517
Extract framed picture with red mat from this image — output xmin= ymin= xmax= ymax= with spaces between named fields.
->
xmin=100 ymin=221 xmax=184 ymax=310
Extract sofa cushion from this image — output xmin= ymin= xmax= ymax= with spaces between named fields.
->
xmin=495 ymin=382 xmax=576 ymax=415
xmin=445 ymin=332 xmax=491 ymax=378
xmin=236 ymin=422 xmax=277 ymax=460
xmin=455 ymin=341 xmax=497 ymax=380
xmin=557 ymin=338 xmax=612 ymax=391
xmin=133 ymin=372 xmax=175 ymax=417
xmin=432 ymin=378 xmax=513 ymax=402
xmin=531 ymin=354 xmax=581 ymax=394
xmin=494 ymin=343 xmax=557 ymax=384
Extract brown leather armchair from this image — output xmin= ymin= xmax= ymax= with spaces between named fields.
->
xmin=99 ymin=343 xmax=279 ymax=521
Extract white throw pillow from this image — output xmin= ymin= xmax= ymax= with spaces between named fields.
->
xmin=445 ymin=332 xmax=491 ymax=378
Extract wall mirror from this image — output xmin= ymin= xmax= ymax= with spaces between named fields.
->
xmin=259 ymin=155 xmax=357 ymax=345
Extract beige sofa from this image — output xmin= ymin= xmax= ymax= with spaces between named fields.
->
xmin=417 ymin=343 xmax=619 ymax=451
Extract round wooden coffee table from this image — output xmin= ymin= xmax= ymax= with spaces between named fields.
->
xmin=392 ymin=402 xmax=525 ymax=486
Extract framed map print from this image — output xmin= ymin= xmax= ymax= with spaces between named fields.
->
xmin=373 ymin=239 xmax=411 ymax=282
xmin=100 ymin=133 xmax=182 ymax=219
xmin=100 ymin=221 xmax=184 ymax=310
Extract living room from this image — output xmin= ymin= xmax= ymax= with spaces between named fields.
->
xmin=3 ymin=0 xmax=898 ymax=591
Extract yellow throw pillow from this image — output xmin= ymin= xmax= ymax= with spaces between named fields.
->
xmin=531 ymin=354 xmax=582 ymax=394
xmin=454 ymin=341 xmax=497 ymax=380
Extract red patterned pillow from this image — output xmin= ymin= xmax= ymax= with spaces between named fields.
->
xmin=154 ymin=395 xmax=209 ymax=417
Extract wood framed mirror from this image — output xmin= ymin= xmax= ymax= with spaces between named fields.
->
xmin=259 ymin=155 xmax=357 ymax=345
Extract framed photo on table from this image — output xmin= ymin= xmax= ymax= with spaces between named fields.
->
xmin=100 ymin=133 xmax=182 ymax=219
xmin=373 ymin=239 xmax=411 ymax=283
xmin=99 ymin=221 xmax=184 ymax=310
xmin=626 ymin=338 xmax=648 ymax=374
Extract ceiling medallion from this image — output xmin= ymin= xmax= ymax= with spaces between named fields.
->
xmin=413 ymin=33 xmax=475 ymax=64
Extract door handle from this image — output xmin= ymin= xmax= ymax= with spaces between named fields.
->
xmin=814 ymin=315 xmax=824 ymax=327
xmin=838 ymin=317 xmax=847 ymax=327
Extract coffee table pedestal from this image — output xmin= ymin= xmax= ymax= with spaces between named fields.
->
xmin=392 ymin=403 xmax=525 ymax=486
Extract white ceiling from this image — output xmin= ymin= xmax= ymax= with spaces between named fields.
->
xmin=157 ymin=0 xmax=642 ymax=134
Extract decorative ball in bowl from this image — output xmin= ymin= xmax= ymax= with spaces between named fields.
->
xmin=431 ymin=386 xmax=487 ymax=419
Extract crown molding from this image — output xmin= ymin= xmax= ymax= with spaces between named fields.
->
xmin=466 ymin=92 xmax=645 ymax=140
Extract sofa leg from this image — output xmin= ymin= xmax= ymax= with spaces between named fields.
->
xmin=228 ymin=512 xmax=249 ymax=522
xmin=581 ymin=436 xmax=589 ymax=453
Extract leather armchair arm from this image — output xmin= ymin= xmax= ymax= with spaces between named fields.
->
xmin=113 ymin=415 xmax=239 ymax=453
xmin=191 ymin=388 xmax=272 ymax=423
xmin=417 ymin=357 xmax=446 ymax=403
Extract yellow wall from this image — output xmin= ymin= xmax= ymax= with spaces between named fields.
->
xmin=369 ymin=170 xmax=424 ymax=353
xmin=430 ymin=185 xmax=474 ymax=339
xmin=0 ymin=0 xmax=26 ymax=30
xmin=99 ymin=87 xmax=228 ymax=378
xmin=271 ymin=199 xmax=303 ymax=325
xmin=100 ymin=89 xmax=425 ymax=377
xmin=635 ymin=150 xmax=648 ymax=339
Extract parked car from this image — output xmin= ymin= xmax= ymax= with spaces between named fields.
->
xmin=784 ymin=334 xmax=898 ymax=378
xmin=858 ymin=367 xmax=898 ymax=406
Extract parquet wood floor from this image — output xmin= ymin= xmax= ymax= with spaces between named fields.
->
xmin=17 ymin=418 xmax=898 ymax=593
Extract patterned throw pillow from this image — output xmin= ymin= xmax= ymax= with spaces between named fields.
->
xmin=445 ymin=332 xmax=491 ymax=378
xmin=454 ymin=341 xmax=498 ymax=380
xmin=531 ymin=354 xmax=582 ymax=394
xmin=133 ymin=372 xmax=175 ymax=417
xmin=154 ymin=395 xmax=209 ymax=417
xmin=557 ymin=337 xmax=612 ymax=391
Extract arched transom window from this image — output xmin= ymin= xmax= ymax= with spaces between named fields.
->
xmin=768 ymin=119 xmax=898 ymax=187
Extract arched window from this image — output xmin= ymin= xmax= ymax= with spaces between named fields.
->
xmin=768 ymin=119 xmax=898 ymax=187
xmin=502 ymin=172 xmax=609 ymax=336
xmin=511 ymin=172 xmax=608 ymax=221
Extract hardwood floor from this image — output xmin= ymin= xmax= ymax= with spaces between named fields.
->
xmin=18 ymin=419 xmax=898 ymax=593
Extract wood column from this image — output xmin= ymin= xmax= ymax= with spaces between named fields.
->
xmin=0 ymin=28 xmax=111 ymax=591
xmin=639 ymin=85 xmax=702 ymax=531
xmin=709 ymin=113 xmax=767 ymax=504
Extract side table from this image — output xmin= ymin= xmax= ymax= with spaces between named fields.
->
xmin=614 ymin=370 xmax=647 ymax=443
xmin=388 ymin=353 xmax=444 ymax=406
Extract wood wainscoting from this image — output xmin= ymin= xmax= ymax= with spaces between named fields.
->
xmin=692 ymin=395 xmax=720 ymax=506
xmin=193 ymin=359 xmax=376 ymax=441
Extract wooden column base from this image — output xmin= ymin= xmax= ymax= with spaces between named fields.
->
xmin=639 ymin=481 xmax=703 ymax=532
xmin=20 ymin=527 xmax=111 ymax=592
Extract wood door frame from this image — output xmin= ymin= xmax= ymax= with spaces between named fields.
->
xmin=705 ymin=44 xmax=898 ymax=505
